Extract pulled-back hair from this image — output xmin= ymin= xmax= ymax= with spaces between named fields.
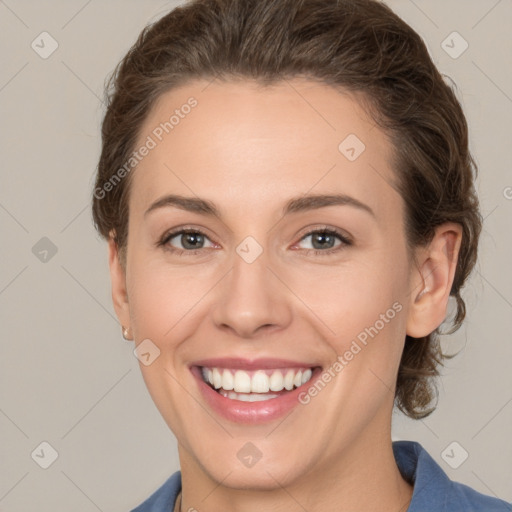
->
xmin=91 ymin=0 xmax=482 ymax=419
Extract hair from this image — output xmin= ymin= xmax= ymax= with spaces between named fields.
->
xmin=91 ymin=0 xmax=482 ymax=419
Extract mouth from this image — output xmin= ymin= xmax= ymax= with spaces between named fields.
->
xmin=189 ymin=357 xmax=323 ymax=423
xmin=199 ymin=366 xmax=317 ymax=402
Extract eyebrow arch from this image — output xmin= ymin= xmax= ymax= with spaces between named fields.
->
xmin=144 ymin=193 xmax=375 ymax=219
xmin=145 ymin=195 xmax=220 ymax=218
xmin=283 ymin=193 xmax=375 ymax=218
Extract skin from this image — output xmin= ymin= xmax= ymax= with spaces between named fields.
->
xmin=108 ymin=78 xmax=462 ymax=512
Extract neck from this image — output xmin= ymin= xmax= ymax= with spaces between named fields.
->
xmin=178 ymin=420 xmax=413 ymax=512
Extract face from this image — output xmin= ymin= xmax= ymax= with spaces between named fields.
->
xmin=109 ymin=78 xmax=453 ymax=490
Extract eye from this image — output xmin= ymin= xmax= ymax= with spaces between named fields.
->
xmin=293 ymin=227 xmax=352 ymax=255
xmin=158 ymin=228 xmax=216 ymax=255
xmin=157 ymin=226 xmax=352 ymax=257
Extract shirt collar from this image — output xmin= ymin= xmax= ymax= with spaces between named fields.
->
xmin=393 ymin=440 xmax=450 ymax=512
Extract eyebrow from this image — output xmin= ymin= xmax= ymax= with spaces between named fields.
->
xmin=144 ymin=193 xmax=375 ymax=219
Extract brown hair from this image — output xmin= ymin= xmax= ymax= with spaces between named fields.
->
xmin=91 ymin=0 xmax=482 ymax=419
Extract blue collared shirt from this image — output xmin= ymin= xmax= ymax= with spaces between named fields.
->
xmin=131 ymin=441 xmax=511 ymax=511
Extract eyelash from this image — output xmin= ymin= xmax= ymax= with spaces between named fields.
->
xmin=157 ymin=226 xmax=352 ymax=257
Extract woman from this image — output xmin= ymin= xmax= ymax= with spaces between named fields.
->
xmin=91 ymin=0 xmax=511 ymax=510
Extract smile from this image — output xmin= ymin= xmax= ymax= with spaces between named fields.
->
xmin=189 ymin=357 xmax=323 ymax=423
xmin=200 ymin=367 xmax=314 ymax=401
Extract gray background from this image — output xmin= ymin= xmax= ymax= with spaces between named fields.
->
xmin=0 ymin=0 xmax=511 ymax=510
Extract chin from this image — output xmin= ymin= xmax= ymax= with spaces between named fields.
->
xmin=192 ymin=441 xmax=316 ymax=491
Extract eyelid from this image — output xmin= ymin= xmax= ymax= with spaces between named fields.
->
xmin=295 ymin=225 xmax=353 ymax=245
xmin=158 ymin=226 xmax=218 ymax=251
xmin=158 ymin=224 xmax=353 ymax=255
xmin=290 ymin=226 xmax=352 ymax=256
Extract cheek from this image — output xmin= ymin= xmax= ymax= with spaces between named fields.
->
xmin=125 ymin=261 xmax=208 ymax=426
xmin=296 ymin=251 xmax=409 ymax=381
xmin=290 ymin=255 xmax=406 ymax=337
xmin=127 ymin=258 xmax=214 ymax=345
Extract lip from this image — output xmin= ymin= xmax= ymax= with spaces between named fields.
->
xmin=190 ymin=363 xmax=323 ymax=424
xmin=191 ymin=357 xmax=320 ymax=370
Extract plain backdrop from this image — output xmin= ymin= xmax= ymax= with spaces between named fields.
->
xmin=0 ymin=1 xmax=511 ymax=510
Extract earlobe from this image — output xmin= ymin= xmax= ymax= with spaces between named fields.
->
xmin=406 ymin=223 xmax=462 ymax=338
xmin=107 ymin=235 xmax=131 ymax=331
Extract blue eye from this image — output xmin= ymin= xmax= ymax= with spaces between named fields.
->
xmin=159 ymin=228 xmax=216 ymax=255
xmin=294 ymin=228 xmax=352 ymax=256
xmin=158 ymin=227 xmax=352 ymax=256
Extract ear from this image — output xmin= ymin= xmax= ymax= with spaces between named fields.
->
xmin=406 ymin=222 xmax=463 ymax=338
xmin=108 ymin=233 xmax=131 ymax=333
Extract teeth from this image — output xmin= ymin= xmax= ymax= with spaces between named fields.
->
xmin=269 ymin=370 xmax=284 ymax=391
xmin=251 ymin=371 xmax=270 ymax=393
xmin=233 ymin=370 xmax=251 ymax=393
xmin=212 ymin=368 xmax=222 ymax=389
xmin=219 ymin=390 xmax=280 ymax=402
xmin=301 ymin=368 xmax=312 ymax=384
xmin=201 ymin=366 xmax=314 ymax=394
xmin=284 ymin=369 xmax=295 ymax=390
xmin=222 ymin=369 xmax=234 ymax=390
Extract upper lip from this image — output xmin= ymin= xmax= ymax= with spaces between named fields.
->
xmin=191 ymin=357 xmax=321 ymax=370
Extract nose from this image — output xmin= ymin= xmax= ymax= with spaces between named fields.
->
xmin=211 ymin=248 xmax=293 ymax=339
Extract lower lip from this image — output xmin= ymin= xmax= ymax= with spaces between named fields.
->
xmin=190 ymin=366 xmax=322 ymax=424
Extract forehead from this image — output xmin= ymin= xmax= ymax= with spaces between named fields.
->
xmin=130 ymin=78 xmax=400 ymax=221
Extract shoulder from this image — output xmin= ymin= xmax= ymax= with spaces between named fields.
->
xmin=393 ymin=440 xmax=511 ymax=512
xmin=130 ymin=471 xmax=181 ymax=512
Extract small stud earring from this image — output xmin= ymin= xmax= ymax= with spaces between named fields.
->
xmin=122 ymin=325 xmax=132 ymax=341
